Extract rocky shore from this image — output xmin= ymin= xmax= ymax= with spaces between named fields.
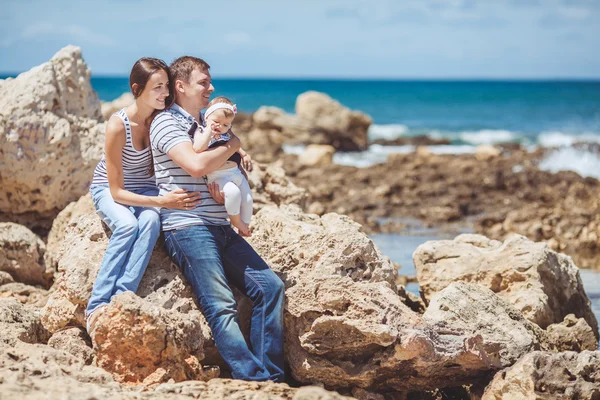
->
xmin=1 ymin=46 xmax=599 ymax=399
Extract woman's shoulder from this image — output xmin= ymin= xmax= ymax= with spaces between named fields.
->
xmin=105 ymin=113 xmax=127 ymax=138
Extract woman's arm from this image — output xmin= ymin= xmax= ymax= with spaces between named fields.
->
xmin=105 ymin=116 xmax=200 ymax=209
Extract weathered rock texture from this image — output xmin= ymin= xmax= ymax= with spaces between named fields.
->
xmin=246 ymin=205 xmax=542 ymax=392
xmin=93 ymin=292 xmax=210 ymax=384
xmin=236 ymin=91 xmax=371 ymax=162
xmin=0 ymin=45 xmax=104 ymax=229
xmin=422 ymin=282 xmax=546 ymax=367
xmin=413 ymin=234 xmax=598 ymax=339
xmin=0 ymin=222 xmax=51 ymax=288
xmin=482 ymin=351 xmax=600 ymax=400
xmin=47 ymin=326 xmax=93 ymax=365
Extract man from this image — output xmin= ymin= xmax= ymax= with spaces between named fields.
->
xmin=149 ymin=56 xmax=285 ymax=382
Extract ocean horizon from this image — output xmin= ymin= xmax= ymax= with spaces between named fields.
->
xmin=4 ymin=73 xmax=600 ymax=176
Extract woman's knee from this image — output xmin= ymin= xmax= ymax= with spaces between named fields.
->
xmin=112 ymin=215 xmax=138 ymax=236
xmin=138 ymin=209 xmax=161 ymax=232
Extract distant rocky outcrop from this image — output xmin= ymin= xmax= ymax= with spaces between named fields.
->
xmin=0 ymin=45 xmax=105 ymax=231
xmin=100 ymin=92 xmax=134 ymax=120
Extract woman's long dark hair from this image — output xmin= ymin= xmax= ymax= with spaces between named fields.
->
xmin=129 ymin=58 xmax=173 ymax=176
xmin=130 ymin=57 xmax=174 ymax=124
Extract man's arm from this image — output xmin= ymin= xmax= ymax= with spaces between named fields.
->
xmin=167 ymin=134 xmax=241 ymax=178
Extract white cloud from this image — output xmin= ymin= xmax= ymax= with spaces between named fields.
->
xmin=2 ymin=23 xmax=115 ymax=48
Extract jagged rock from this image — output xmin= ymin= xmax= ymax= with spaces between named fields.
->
xmin=93 ymin=292 xmax=209 ymax=384
xmin=298 ymin=144 xmax=336 ymax=167
xmin=154 ymin=378 xmax=354 ymax=399
xmin=0 ymin=270 xmax=14 ymax=285
xmin=0 ymin=298 xmax=50 ymax=346
xmin=100 ymin=92 xmax=134 ymax=120
xmin=43 ymin=198 xmax=560 ymax=392
xmin=422 ymin=282 xmax=546 ymax=368
xmin=545 ymin=314 xmax=598 ymax=352
xmin=0 ymin=222 xmax=51 ymax=288
xmin=47 ymin=327 xmax=93 ymax=365
xmin=45 ymin=193 xmax=95 ymax=271
xmin=247 ymin=205 xmax=396 ymax=287
xmin=482 ymin=351 xmax=600 ymax=400
xmin=247 ymin=205 xmax=525 ymax=392
xmin=0 ymin=45 xmax=105 ymax=227
xmin=296 ymin=91 xmax=371 ymax=151
xmin=247 ymin=162 xmax=307 ymax=211
xmin=413 ymin=234 xmax=598 ymax=339
xmin=0 ymin=282 xmax=49 ymax=307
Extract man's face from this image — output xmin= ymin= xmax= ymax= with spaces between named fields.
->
xmin=181 ymin=68 xmax=214 ymax=110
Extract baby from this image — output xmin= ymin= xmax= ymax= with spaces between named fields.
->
xmin=193 ymin=96 xmax=253 ymax=236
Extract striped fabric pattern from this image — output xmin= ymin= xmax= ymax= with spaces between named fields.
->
xmin=150 ymin=104 xmax=229 ymax=230
xmin=91 ymin=109 xmax=157 ymax=191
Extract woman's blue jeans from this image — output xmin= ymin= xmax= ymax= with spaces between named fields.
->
xmin=164 ymin=224 xmax=285 ymax=382
xmin=86 ymin=185 xmax=161 ymax=316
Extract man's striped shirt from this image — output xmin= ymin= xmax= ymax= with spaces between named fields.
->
xmin=150 ymin=103 xmax=228 ymax=230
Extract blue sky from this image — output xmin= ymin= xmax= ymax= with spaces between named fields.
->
xmin=1 ymin=0 xmax=599 ymax=78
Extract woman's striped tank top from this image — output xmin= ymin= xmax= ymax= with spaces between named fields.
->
xmin=91 ymin=109 xmax=156 ymax=190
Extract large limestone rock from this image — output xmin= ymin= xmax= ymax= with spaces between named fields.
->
xmin=0 ymin=222 xmax=51 ymax=288
xmin=0 ymin=298 xmax=50 ymax=346
xmin=298 ymin=144 xmax=336 ymax=167
xmin=47 ymin=327 xmax=93 ymax=365
xmin=482 ymin=351 xmax=600 ymax=400
xmin=422 ymin=282 xmax=546 ymax=368
xmin=0 ymin=45 xmax=105 ymax=225
xmin=42 ymin=196 xmax=550 ymax=392
xmin=247 ymin=92 xmax=371 ymax=152
xmin=296 ymin=91 xmax=371 ymax=151
xmin=246 ymin=205 xmax=538 ymax=392
xmin=413 ymin=234 xmax=598 ymax=338
xmin=93 ymin=292 xmax=210 ymax=384
xmin=100 ymin=91 xmax=134 ymax=120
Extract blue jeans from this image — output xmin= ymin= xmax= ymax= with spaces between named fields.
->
xmin=87 ymin=185 xmax=161 ymax=316
xmin=164 ymin=224 xmax=285 ymax=382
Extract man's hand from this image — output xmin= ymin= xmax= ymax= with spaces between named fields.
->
xmin=208 ymin=182 xmax=225 ymax=204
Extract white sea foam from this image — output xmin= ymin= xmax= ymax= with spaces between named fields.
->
xmin=538 ymin=131 xmax=600 ymax=147
xmin=281 ymin=144 xmax=306 ymax=155
xmin=332 ymin=144 xmax=477 ymax=168
xmin=368 ymin=124 xmax=409 ymax=140
xmin=539 ymin=147 xmax=600 ymax=179
xmin=458 ymin=129 xmax=518 ymax=145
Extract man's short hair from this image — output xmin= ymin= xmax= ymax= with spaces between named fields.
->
xmin=170 ymin=56 xmax=211 ymax=84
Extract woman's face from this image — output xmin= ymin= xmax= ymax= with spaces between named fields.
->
xmin=139 ymin=69 xmax=170 ymax=110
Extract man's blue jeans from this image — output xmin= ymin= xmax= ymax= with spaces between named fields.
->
xmin=87 ymin=185 xmax=161 ymax=316
xmin=164 ymin=224 xmax=285 ymax=382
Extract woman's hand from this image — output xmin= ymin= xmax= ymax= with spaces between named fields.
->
xmin=241 ymin=152 xmax=253 ymax=171
xmin=208 ymin=182 xmax=225 ymax=204
xmin=161 ymin=189 xmax=201 ymax=210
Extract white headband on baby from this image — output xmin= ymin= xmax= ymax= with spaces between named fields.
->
xmin=204 ymin=103 xmax=237 ymax=119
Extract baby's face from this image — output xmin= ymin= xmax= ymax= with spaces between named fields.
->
xmin=206 ymin=110 xmax=234 ymax=134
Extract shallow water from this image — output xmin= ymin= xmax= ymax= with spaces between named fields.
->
xmin=370 ymin=233 xmax=600 ymax=348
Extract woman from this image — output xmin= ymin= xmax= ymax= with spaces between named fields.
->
xmin=86 ymin=58 xmax=200 ymax=337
